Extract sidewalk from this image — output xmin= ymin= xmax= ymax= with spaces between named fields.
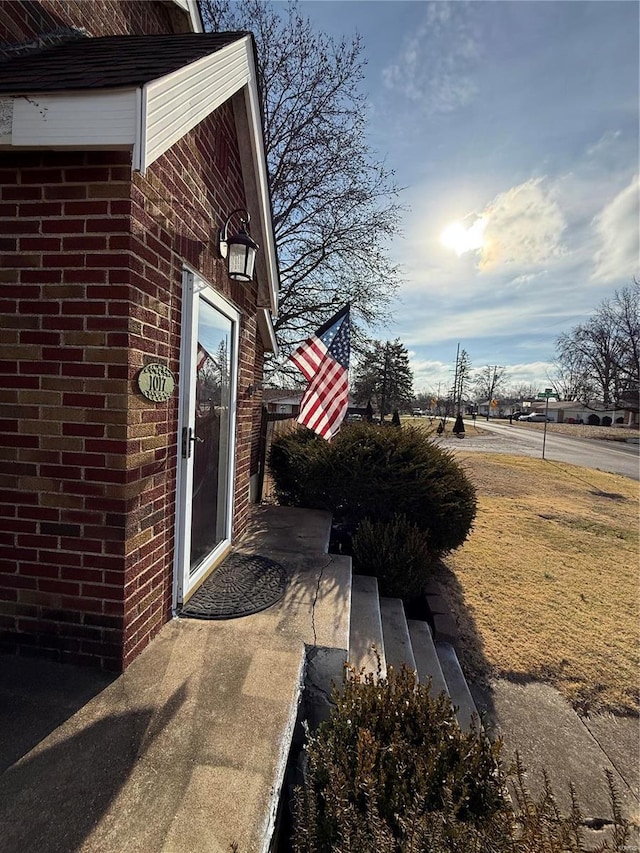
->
xmin=472 ymin=678 xmax=640 ymax=849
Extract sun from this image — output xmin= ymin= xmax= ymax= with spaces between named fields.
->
xmin=440 ymin=217 xmax=486 ymax=256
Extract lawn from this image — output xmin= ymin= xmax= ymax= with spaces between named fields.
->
xmin=437 ymin=452 xmax=639 ymax=715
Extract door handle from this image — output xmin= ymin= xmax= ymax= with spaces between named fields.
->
xmin=181 ymin=427 xmax=203 ymax=458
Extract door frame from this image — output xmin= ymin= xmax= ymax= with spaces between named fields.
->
xmin=173 ymin=267 xmax=240 ymax=607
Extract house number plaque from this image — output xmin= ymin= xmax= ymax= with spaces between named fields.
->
xmin=137 ymin=363 xmax=175 ymax=402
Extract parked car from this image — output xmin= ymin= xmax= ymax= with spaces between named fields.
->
xmin=521 ymin=412 xmax=551 ymax=422
xmin=511 ymin=411 xmax=523 ymax=420
xmin=411 ymin=408 xmax=424 ymax=417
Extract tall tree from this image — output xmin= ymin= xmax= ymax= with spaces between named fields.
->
xmin=200 ymin=1 xmax=402 ymax=379
xmin=352 ymin=339 xmax=414 ymax=421
xmin=473 ymin=365 xmax=507 ymax=420
xmin=450 ymin=346 xmax=472 ymax=414
xmin=553 ymin=281 xmax=639 ymax=408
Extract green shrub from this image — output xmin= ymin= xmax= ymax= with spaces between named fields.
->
xmin=269 ymin=423 xmax=477 ymax=554
xmin=352 ymin=514 xmax=434 ymax=599
xmin=268 ymin=427 xmax=333 ymax=507
xmin=292 ymin=666 xmax=630 ymax=853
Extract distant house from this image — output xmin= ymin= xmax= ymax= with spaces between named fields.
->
xmin=263 ymin=389 xmax=303 ymax=416
xmin=0 ymin=1 xmax=280 ymax=671
xmin=528 ymin=400 xmax=634 ymax=425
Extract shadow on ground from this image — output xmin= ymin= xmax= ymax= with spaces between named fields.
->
xmin=0 ymin=655 xmax=187 ymax=853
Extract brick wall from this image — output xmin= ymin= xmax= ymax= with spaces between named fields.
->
xmin=0 ymin=99 xmax=266 ymax=670
xmin=0 ymin=0 xmax=191 ymax=47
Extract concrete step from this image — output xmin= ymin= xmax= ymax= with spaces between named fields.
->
xmin=379 ymin=597 xmax=416 ymax=673
xmin=348 ymin=574 xmax=386 ymax=679
xmin=435 ymin=641 xmax=479 ymax=733
xmin=407 ymin=619 xmax=449 ymax=698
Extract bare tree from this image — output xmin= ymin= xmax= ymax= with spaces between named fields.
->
xmin=505 ymin=382 xmax=542 ymax=403
xmin=450 ymin=346 xmax=472 ymax=414
xmin=473 ymin=365 xmax=507 ymax=419
xmin=200 ymin=1 xmax=403 ymax=379
xmin=547 ymin=347 xmax=594 ymax=403
xmin=553 ymin=281 xmax=639 ymax=408
xmin=603 ymin=280 xmax=640 ymax=394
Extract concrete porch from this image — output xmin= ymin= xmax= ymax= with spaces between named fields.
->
xmin=0 ymin=506 xmax=351 ymax=853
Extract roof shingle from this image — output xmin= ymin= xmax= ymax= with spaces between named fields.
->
xmin=0 ymin=33 xmax=248 ymax=93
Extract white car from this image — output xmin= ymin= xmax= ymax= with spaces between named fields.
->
xmin=522 ymin=412 xmax=551 ymax=422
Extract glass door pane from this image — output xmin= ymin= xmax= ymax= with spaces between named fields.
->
xmin=189 ymin=296 xmax=233 ymax=574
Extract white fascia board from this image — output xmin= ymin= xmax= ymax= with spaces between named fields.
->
xmin=2 ymin=90 xmax=137 ymax=148
xmin=170 ymin=0 xmax=203 ymax=32
xmin=256 ymin=307 xmax=278 ymax=355
xmin=241 ymin=46 xmax=279 ymax=317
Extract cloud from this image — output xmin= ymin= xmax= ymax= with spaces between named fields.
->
xmin=585 ymin=130 xmax=622 ymax=159
xmin=591 ymin=174 xmax=639 ymax=282
xmin=382 ymin=1 xmax=480 ymax=115
xmin=478 ymin=178 xmax=568 ymax=271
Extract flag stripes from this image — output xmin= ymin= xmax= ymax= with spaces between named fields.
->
xmin=289 ymin=304 xmax=350 ymax=441
xmin=290 ymin=337 xmax=328 ymax=382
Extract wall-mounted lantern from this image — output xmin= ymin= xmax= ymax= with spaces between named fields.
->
xmin=218 ymin=208 xmax=259 ymax=282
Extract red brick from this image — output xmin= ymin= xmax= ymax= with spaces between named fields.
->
xmin=64 ymin=201 xmax=109 ymax=215
xmin=20 ymin=269 xmax=63 ymax=283
xmin=44 ymin=186 xmax=87 ymax=200
xmin=19 ymin=202 xmax=63 ymax=217
xmin=62 ymin=424 xmax=106 ymax=438
xmin=42 ymin=347 xmax=84 ymax=362
xmin=62 ymin=301 xmax=108 ymax=316
xmin=61 ymin=363 xmax=106 ymax=378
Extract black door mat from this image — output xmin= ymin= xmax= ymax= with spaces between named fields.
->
xmin=179 ymin=553 xmax=288 ymax=620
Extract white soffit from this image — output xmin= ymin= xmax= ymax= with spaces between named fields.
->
xmin=256 ymin=308 xmax=279 ymax=355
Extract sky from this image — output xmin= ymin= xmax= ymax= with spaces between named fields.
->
xmin=300 ymin=0 xmax=639 ymax=396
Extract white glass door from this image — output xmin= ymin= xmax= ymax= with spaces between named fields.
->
xmin=175 ymin=270 xmax=239 ymax=603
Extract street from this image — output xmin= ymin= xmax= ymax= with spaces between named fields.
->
xmin=438 ymin=420 xmax=640 ymax=481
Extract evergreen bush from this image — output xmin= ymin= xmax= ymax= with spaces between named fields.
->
xmin=352 ymin=514 xmax=434 ymax=599
xmin=269 ymin=423 xmax=476 ymax=554
xmin=292 ymin=666 xmax=630 ymax=853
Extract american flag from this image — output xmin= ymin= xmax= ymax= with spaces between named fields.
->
xmin=290 ymin=304 xmax=350 ymax=440
xmin=196 ymin=343 xmax=210 ymax=372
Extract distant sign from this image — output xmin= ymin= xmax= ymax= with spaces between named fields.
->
xmin=538 ymin=389 xmax=555 ymax=398
xmin=138 ymin=363 xmax=175 ymax=402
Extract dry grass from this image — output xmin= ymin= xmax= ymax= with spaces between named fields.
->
xmin=439 ymin=453 xmax=639 ymax=715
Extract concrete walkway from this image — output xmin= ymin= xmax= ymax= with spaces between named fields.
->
xmin=472 ymin=679 xmax=640 ymax=849
xmin=0 ymin=506 xmax=350 ymax=853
